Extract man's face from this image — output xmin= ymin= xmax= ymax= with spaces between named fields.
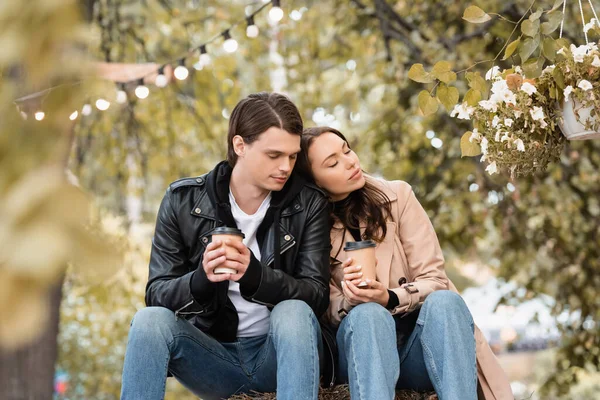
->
xmin=233 ymin=127 xmax=301 ymax=192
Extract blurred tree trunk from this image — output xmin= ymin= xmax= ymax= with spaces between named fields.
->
xmin=0 ymin=280 xmax=64 ymax=400
xmin=0 ymin=119 xmax=76 ymax=399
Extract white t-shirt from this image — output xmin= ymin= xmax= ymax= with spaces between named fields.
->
xmin=227 ymin=189 xmax=272 ymax=337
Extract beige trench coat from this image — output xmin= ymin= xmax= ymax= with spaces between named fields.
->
xmin=326 ymin=177 xmax=513 ymax=400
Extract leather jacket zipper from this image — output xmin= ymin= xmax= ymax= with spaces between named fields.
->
xmin=266 ymin=240 xmax=296 ymax=267
xmin=174 ymin=299 xmax=204 ymax=317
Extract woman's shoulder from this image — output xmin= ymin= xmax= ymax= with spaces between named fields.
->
xmin=365 ymin=175 xmax=413 ymax=201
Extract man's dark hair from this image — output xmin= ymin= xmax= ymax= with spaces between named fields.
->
xmin=227 ymin=92 xmax=303 ymax=166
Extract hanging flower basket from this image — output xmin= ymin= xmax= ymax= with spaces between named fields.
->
xmin=558 ymin=99 xmax=600 ymax=140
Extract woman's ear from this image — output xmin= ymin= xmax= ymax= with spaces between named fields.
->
xmin=232 ymin=135 xmax=245 ymax=158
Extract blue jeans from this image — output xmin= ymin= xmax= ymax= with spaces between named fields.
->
xmin=120 ymin=299 xmax=322 ymax=400
xmin=337 ymin=291 xmax=477 ymax=400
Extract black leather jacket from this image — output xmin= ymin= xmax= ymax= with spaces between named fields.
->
xmin=145 ymin=161 xmax=331 ymax=343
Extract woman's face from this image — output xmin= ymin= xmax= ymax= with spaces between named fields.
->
xmin=307 ymin=132 xmax=366 ymax=201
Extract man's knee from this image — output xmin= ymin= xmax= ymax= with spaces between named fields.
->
xmin=130 ymin=306 xmax=176 ymax=336
xmin=270 ymin=300 xmax=317 ymax=338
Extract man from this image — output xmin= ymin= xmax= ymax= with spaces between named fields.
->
xmin=120 ymin=92 xmax=331 ymax=400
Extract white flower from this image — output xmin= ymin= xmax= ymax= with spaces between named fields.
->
xmin=501 ymin=90 xmax=517 ymax=105
xmin=504 ymin=118 xmax=514 ymax=127
xmin=485 ymin=161 xmax=498 ymax=175
xmin=491 ymin=80 xmax=509 ymax=94
xmin=492 ymin=115 xmax=501 ymax=128
xmin=578 ymin=79 xmax=593 ymax=91
xmin=451 ymin=102 xmax=475 ymax=120
xmin=530 ymin=106 xmax=545 ymax=121
xmin=521 ymin=82 xmax=537 ymax=95
xmin=564 ymin=85 xmax=574 ymax=101
xmin=501 ymin=132 xmax=510 ymax=142
xmin=495 ymin=130 xmax=501 ymax=142
xmin=515 ymin=139 xmax=525 ymax=152
xmin=469 ymin=128 xmax=481 ymax=143
xmin=593 ymin=55 xmax=600 ymax=67
xmin=513 ymin=111 xmax=523 ymax=119
xmin=584 ymin=18 xmax=598 ymax=33
xmin=542 ymin=65 xmax=556 ymax=75
xmin=514 ymin=66 xmax=523 ymax=74
xmin=490 ymin=80 xmax=516 ymax=105
xmin=480 ymin=137 xmax=489 ymax=155
xmin=570 ymin=44 xmax=590 ymax=63
xmin=485 ymin=66 xmax=501 ymax=80
xmin=478 ymin=100 xmax=498 ymax=112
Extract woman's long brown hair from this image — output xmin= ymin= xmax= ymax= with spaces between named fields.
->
xmin=297 ymin=127 xmax=392 ymax=246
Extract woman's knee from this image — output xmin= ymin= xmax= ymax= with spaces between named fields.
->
xmin=422 ymin=291 xmax=473 ymax=324
xmin=347 ymin=302 xmax=393 ymax=324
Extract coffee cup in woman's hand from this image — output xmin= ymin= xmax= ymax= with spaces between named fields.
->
xmin=343 ymin=240 xmax=378 ymax=287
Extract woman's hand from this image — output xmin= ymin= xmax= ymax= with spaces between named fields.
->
xmin=341 ymin=258 xmax=363 ymax=286
xmin=341 ymin=279 xmax=389 ymax=307
xmin=341 ymin=257 xmax=379 ymax=286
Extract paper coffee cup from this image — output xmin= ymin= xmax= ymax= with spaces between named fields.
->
xmin=210 ymin=227 xmax=245 ymax=274
xmin=344 ymin=240 xmax=377 ymax=287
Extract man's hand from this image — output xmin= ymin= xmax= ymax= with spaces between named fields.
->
xmin=341 ymin=279 xmax=389 ymax=307
xmin=202 ymin=240 xmax=233 ymax=282
xmin=224 ymin=239 xmax=251 ymax=282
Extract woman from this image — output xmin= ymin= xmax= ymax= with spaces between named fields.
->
xmin=296 ymin=127 xmax=513 ymax=400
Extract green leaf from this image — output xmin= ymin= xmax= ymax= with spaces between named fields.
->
xmin=432 ymin=61 xmax=457 ymax=84
xmin=408 ymin=64 xmax=434 ymax=83
xmin=436 ymin=84 xmax=459 ymax=110
xmin=541 ymin=11 xmax=563 ymax=34
xmin=460 ymin=131 xmax=482 ymax=157
xmin=542 ymin=37 xmax=557 ymax=61
xmin=519 ymin=35 xmax=540 ymax=62
xmin=464 ymin=89 xmax=482 ymax=106
xmin=521 ymin=19 xmax=540 ymax=37
xmin=466 ymin=72 xmax=487 ymax=92
xmin=418 ymin=90 xmax=439 ymax=116
xmin=522 ymin=57 xmax=544 ymax=78
xmin=463 ymin=5 xmax=492 ymax=23
xmin=553 ymin=66 xmax=566 ymax=89
xmin=503 ymin=38 xmax=521 ymax=60
xmin=529 ymin=8 xmax=543 ymax=21
xmin=551 ymin=0 xmax=565 ymax=12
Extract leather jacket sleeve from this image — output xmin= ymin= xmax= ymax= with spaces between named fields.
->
xmin=239 ymin=193 xmax=331 ymax=318
xmin=145 ymin=188 xmax=216 ymax=315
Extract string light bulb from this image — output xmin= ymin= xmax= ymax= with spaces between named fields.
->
xmin=96 ymin=98 xmax=110 ymax=111
xmin=174 ymin=59 xmax=189 ymax=80
xmin=199 ymin=45 xmax=211 ymax=66
xmin=246 ymin=16 xmax=259 ymax=38
xmin=269 ymin=0 xmax=284 ymax=22
xmin=69 ymin=111 xmax=79 ymax=121
xmin=82 ymin=104 xmax=92 ymax=116
xmin=34 ymin=111 xmax=45 ymax=121
xmin=155 ymin=66 xmax=168 ymax=88
xmin=135 ymin=79 xmax=150 ymax=99
xmin=116 ymin=83 xmax=128 ymax=104
xmin=222 ymin=30 xmax=238 ymax=53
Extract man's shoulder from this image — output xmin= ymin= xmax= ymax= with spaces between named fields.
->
xmin=168 ymin=174 xmax=208 ymax=193
xmin=301 ymin=181 xmax=327 ymax=198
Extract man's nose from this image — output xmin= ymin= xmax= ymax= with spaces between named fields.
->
xmin=279 ymin=158 xmax=292 ymax=172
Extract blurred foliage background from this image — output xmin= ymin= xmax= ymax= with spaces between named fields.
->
xmin=1 ymin=0 xmax=599 ymax=399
